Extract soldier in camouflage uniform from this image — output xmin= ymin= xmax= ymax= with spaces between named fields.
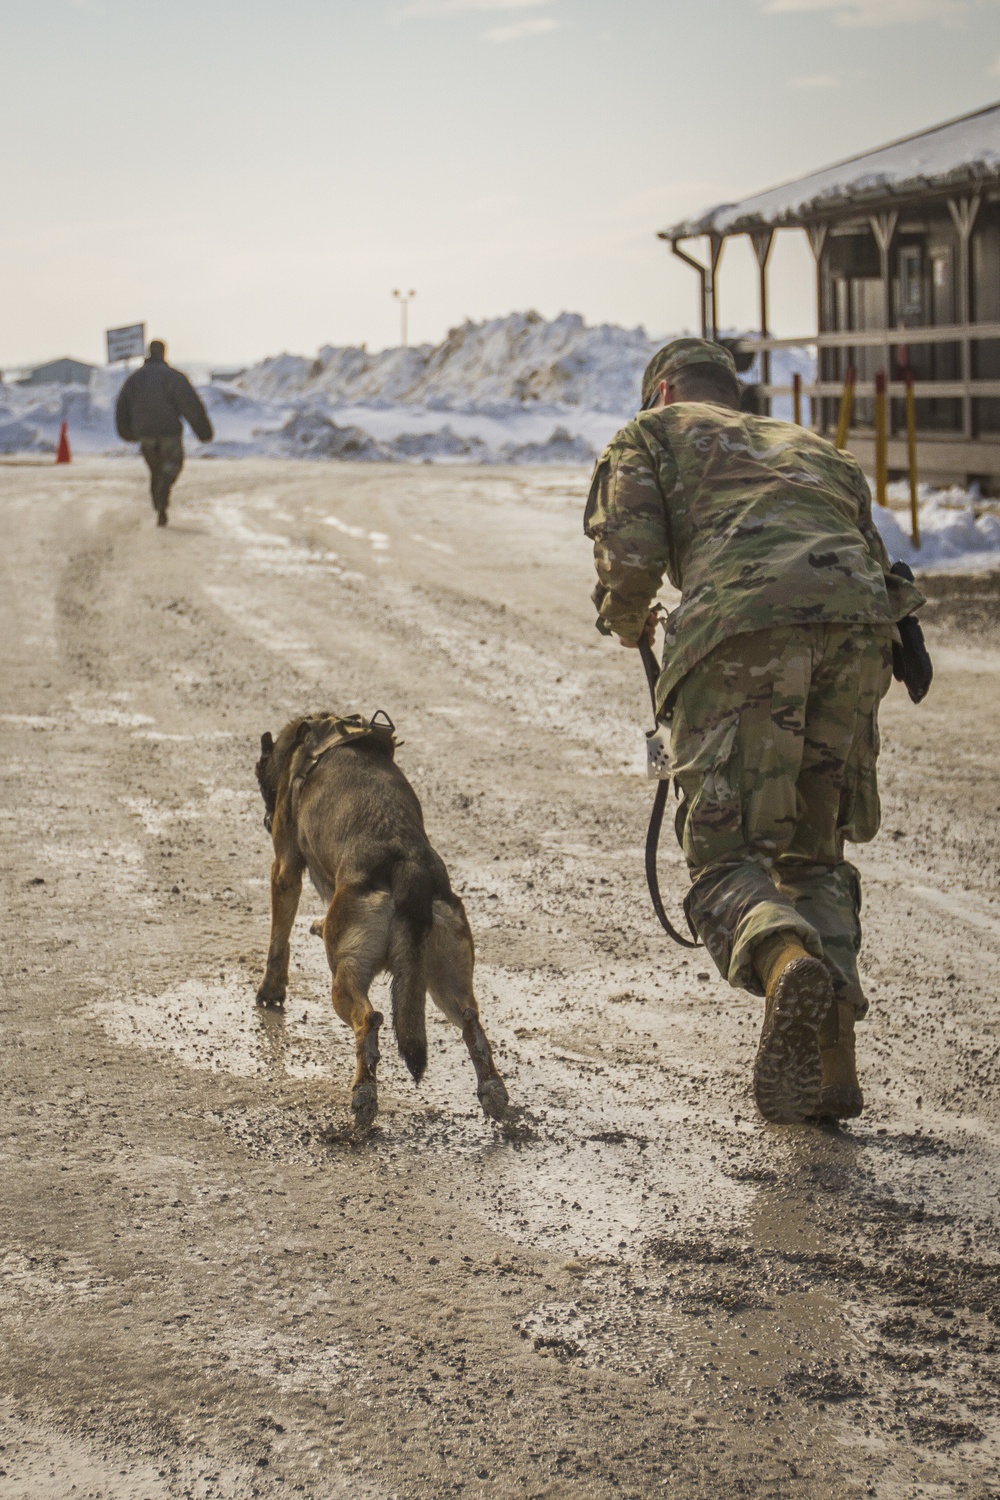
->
xmin=585 ymin=337 xmax=924 ymax=1124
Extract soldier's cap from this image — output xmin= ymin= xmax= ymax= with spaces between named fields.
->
xmin=640 ymin=337 xmax=738 ymax=409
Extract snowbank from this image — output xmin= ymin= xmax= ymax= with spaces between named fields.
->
xmin=874 ymin=484 xmax=1000 ymax=574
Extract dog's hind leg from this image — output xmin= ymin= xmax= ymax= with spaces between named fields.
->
xmin=426 ymin=898 xmax=509 ymax=1121
xmin=321 ymin=885 xmax=393 ymax=1131
xmin=256 ymin=854 xmax=305 ymax=1008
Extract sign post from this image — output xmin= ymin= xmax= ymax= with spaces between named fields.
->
xmin=106 ymin=323 xmax=146 ymax=371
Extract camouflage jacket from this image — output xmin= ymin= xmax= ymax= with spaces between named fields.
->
xmin=584 ymin=403 xmax=925 ymax=713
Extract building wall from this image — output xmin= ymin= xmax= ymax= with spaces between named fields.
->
xmin=817 ymin=203 xmax=973 ymax=437
xmin=20 ymin=358 xmax=94 ymax=387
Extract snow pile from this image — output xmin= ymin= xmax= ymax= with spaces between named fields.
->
xmin=237 ymin=311 xmax=656 ymax=415
xmin=874 ymin=484 xmax=1000 ymax=574
xmin=0 ymin=376 xmax=119 ymax=454
xmin=0 ymin=418 xmax=47 ymax=454
xmin=0 ymin=367 xmax=289 ymax=458
xmin=258 ymin=410 xmax=598 ymax=466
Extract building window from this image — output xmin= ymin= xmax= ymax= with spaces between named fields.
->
xmin=898 ymin=246 xmax=923 ymax=320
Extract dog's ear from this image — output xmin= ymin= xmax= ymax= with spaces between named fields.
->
xmin=260 ymin=731 xmax=274 ymax=757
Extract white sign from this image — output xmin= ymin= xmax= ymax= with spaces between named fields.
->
xmin=106 ymin=323 xmax=145 ymax=364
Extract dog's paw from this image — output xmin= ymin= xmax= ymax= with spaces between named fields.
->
xmin=309 ymin=918 xmax=325 ymax=938
xmin=351 ymin=1082 xmax=378 ymax=1132
xmin=478 ymin=1077 xmax=510 ymax=1122
xmin=255 ymin=984 xmax=286 ymax=1010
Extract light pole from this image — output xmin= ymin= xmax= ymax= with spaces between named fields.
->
xmin=392 ymin=288 xmax=416 ymax=349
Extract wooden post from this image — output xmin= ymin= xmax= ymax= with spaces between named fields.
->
xmin=834 ymin=366 xmax=855 ymax=450
xmin=708 ymin=234 xmax=724 ymax=342
xmin=670 ymin=240 xmax=709 ymax=338
xmin=874 ymin=369 xmax=889 ymax=508
xmin=751 ymin=229 xmax=774 ymax=416
xmin=807 ymin=223 xmax=828 ymax=430
xmin=947 ymin=194 xmax=981 ymax=441
xmin=792 ymin=372 xmax=802 ymax=426
xmin=905 ymin=368 xmax=920 ymax=548
xmin=869 ymin=212 xmax=899 ymax=412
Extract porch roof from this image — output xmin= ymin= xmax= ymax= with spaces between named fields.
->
xmin=659 ymin=100 xmax=1000 ymax=242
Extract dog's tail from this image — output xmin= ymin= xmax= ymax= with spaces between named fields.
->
xmin=388 ymin=858 xmax=433 ymax=1083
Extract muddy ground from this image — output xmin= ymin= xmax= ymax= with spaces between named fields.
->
xmin=1 ymin=456 xmax=998 ymax=1500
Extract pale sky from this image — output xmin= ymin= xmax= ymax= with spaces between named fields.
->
xmin=2 ymin=0 xmax=998 ymax=367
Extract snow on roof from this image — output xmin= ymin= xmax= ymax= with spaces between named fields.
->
xmin=660 ymin=101 xmax=1000 ymax=241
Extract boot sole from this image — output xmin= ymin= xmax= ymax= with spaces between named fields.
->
xmin=754 ymin=957 xmax=831 ymax=1124
xmin=812 ymin=1083 xmax=864 ymax=1120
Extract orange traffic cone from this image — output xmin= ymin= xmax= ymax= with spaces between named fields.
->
xmin=55 ymin=421 xmax=71 ymax=465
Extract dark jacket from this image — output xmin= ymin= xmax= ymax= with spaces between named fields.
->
xmin=115 ymin=357 xmax=213 ymax=443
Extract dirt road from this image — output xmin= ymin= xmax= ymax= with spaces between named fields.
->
xmin=2 ymin=456 xmax=999 ymax=1500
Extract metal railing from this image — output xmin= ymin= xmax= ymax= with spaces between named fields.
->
xmin=734 ymin=321 xmax=1000 ymax=353
xmin=758 ymin=380 xmax=1000 ymax=399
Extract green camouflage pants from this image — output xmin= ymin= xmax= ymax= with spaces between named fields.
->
xmin=670 ymin=623 xmax=894 ymax=1008
xmin=139 ymin=436 xmax=184 ymax=514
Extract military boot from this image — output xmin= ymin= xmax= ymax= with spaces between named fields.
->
xmin=752 ymin=933 xmax=831 ymax=1124
xmin=811 ymin=1001 xmax=863 ymax=1119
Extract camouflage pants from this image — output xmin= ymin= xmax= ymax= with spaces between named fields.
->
xmin=139 ymin=436 xmax=184 ymax=514
xmin=670 ymin=624 xmax=894 ymax=1008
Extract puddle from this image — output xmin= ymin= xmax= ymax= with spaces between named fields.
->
xmin=94 ymin=974 xmax=344 ymax=1081
xmin=98 ymin=935 xmax=754 ymax=1258
xmin=97 ymin=926 xmax=1000 ymax=1292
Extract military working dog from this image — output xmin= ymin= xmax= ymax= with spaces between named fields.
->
xmin=255 ymin=712 xmax=509 ymax=1130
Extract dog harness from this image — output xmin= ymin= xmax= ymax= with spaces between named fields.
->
xmin=289 ymin=710 xmax=398 ymax=815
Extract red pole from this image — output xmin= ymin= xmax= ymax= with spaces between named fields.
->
xmin=55 ymin=421 xmax=71 ymax=465
xmin=874 ymin=370 xmax=888 ymax=508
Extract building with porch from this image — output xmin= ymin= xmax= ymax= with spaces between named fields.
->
xmin=659 ymin=101 xmax=1000 ymax=490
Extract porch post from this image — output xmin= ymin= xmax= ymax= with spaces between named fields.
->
xmin=806 ymin=223 xmax=828 ymax=431
xmin=869 ymin=211 xmax=899 ymax=429
xmin=670 ymin=239 xmax=709 ymax=338
xmin=751 ymin=229 xmax=774 ymax=415
xmin=948 ymin=194 xmax=982 ymax=441
xmin=708 ymin=234 xmax=725 ymax=342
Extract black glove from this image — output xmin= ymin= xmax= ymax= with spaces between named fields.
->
xmin=889 ymin=560 xmax=933 ymax=704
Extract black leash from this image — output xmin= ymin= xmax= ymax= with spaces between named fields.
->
xmin=638 ymin=636 xmax=701 ymax=949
